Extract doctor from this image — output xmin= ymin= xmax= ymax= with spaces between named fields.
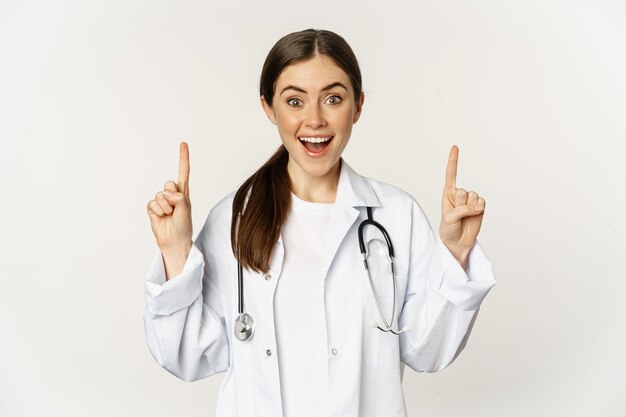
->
xmin=144 ymin=28 xmax=496 ymax=417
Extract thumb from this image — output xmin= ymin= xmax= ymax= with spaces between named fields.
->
xmin=446 ymin=203 xmax=484 ymax=223
xmin=162 ymin=189 xmax=188 ymax=206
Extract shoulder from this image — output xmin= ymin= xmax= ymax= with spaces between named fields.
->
xmin=362 ymin=174 xmax=419 ymax=209
xmin=356 ymin=174 xmax=436 ymax=248
xmin=197 ymin=190 xmax=237 ymax=247
xmin=357 ymin=173 xmax=430 ymax=230
xmin=209 ymin=190 xmax=237 ymax=225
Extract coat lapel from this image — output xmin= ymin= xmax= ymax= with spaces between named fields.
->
xmin=321 ymin=158 xmax=381 ymax=280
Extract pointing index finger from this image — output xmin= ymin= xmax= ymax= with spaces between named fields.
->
xmin=445 ymin=145 xmax=459 ymax=192
xmin=178 ymin=141 xmax=190 ymax=195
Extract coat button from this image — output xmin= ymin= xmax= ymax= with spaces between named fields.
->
xmin=266 ymin=349 xmax=272 ymax=356
xmin=331 ymin=348 xmax=337 ymax=355
xmin=265 ymin=274 xmax=272 ymax=281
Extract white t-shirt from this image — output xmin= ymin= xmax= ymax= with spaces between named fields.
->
xmin=273 ymin=191 xmax=335 ymax=417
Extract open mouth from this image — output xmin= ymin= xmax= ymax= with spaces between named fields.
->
xmin=298 ymin=136 xmax=334 ymax=153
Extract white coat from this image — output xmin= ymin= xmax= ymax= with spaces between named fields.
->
xmin=143 ymin=158 xmax=497 ymax=417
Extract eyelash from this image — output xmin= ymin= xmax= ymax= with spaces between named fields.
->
xmin=287 ymin=95 xmax=343 ymax=107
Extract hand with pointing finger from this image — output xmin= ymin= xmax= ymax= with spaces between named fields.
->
xmin=146 ymin=142 xmax=193 ymax=254
xmin=438 ymin=145 xmax=486 ymax=270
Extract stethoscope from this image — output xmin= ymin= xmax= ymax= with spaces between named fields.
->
xmin=233 ymin=206 xmax=409 ymax=342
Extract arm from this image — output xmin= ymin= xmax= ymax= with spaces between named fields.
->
xmin=143 ymin=208 xmax=230 ymax=382
xmin=398 ymin=200 xmax=496 ymax=372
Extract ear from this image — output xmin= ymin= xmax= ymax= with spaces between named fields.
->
xmin=260 ymin=95 xmax=277 ymax=125
xmin=352 ymin=91 xmax=365 ymax=124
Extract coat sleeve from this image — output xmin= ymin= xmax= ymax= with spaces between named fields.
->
xmin=398 ymin=199 xmax=496 ymax=372
xmin=143 ymin=208 xmax=230 ymax=382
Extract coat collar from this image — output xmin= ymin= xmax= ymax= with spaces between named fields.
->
xmin=335 ymin=157 xmax=381 ymax=209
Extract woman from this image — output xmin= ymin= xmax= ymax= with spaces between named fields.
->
xmin=144 ymin=28 xmax=496 ymax=417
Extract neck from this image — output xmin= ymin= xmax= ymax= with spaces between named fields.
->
xmin=287 ymin=158 xmax=342 ymax=203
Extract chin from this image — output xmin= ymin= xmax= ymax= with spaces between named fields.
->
xmin=306 ymin=167 xmax=332 ymax=177
xmin=294 ymin=158 xmax=336 ymax=177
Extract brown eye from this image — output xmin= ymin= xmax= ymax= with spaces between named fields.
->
xmin=326 ymin=95 xmax=342 ymax=105
xmin=287 ymin=98 xmax=302 ymax=107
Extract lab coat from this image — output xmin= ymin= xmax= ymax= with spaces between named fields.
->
xmin=143 ymin=158 xmax=497 ymax=417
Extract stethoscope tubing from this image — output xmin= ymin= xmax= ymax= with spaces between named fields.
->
xmin=235 ymin=205 xmax=407 ymax=341
xmin=358 ymin=207 xmax=395 ymax=260
xmin=238 ymin=261 xmax=244 ymax=315
xmin=358 ymin=207 xmax=406 ymax=335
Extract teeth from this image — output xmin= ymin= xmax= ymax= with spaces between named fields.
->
xmin=298 ymin=136 xmax=333 ymax=143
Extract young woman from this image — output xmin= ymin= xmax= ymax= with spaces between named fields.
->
xmin=145 ymin=28 xmax=496 ymax=417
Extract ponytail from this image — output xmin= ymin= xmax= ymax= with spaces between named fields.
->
xmin=231 ymin=145 xmax=291 ymax=274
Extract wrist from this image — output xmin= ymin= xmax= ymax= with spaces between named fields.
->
xmin=161 ymin=241 xmax=193 ymax=280
xmin=161 ymin=240 xmax=192 ymax=256
xmin=441 ymin=240 xmax=470 ymax=270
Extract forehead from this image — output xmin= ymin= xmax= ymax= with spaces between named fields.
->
xmin=275 ymin=55 xmax=351 ymax=91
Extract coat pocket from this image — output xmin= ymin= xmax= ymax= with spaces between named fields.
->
xmin=361 ymin=237 xmax=401 ymax=369
xmin=362 ymin=295 xmax=401 ymax=369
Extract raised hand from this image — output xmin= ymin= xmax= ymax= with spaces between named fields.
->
xmin=147 ymin=142 xmax=193 ymax=254
xmin=439 ymin=145 xmax=486 ymax=268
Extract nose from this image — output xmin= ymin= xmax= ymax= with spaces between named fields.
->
xmin=305 ymin=103 xmax=326 ymax=128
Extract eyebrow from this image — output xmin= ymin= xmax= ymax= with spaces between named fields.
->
xmin=279 ymin=81 xmax=349 ymax=96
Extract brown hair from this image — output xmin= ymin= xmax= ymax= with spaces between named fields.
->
xmin=230 ymin=28 xmax=363 ymax=274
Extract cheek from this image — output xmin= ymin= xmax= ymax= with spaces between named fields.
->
xmin=276 ymin=113 xmax=300 ymax=132
xmin=276 ymin=118 xmax=301 ymax=147
xmin=330 ymin=107 xmax=356 ymax=128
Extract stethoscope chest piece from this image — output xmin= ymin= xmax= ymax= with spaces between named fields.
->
xmin=234 ymin=312 xmax=255 ymax=341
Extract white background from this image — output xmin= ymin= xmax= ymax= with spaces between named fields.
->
xmin=1 ymin=0 xmax=625 ymax=416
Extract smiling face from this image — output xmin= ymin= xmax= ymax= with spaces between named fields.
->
xmin=261 ymin=54 xmax=364 ymax=186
